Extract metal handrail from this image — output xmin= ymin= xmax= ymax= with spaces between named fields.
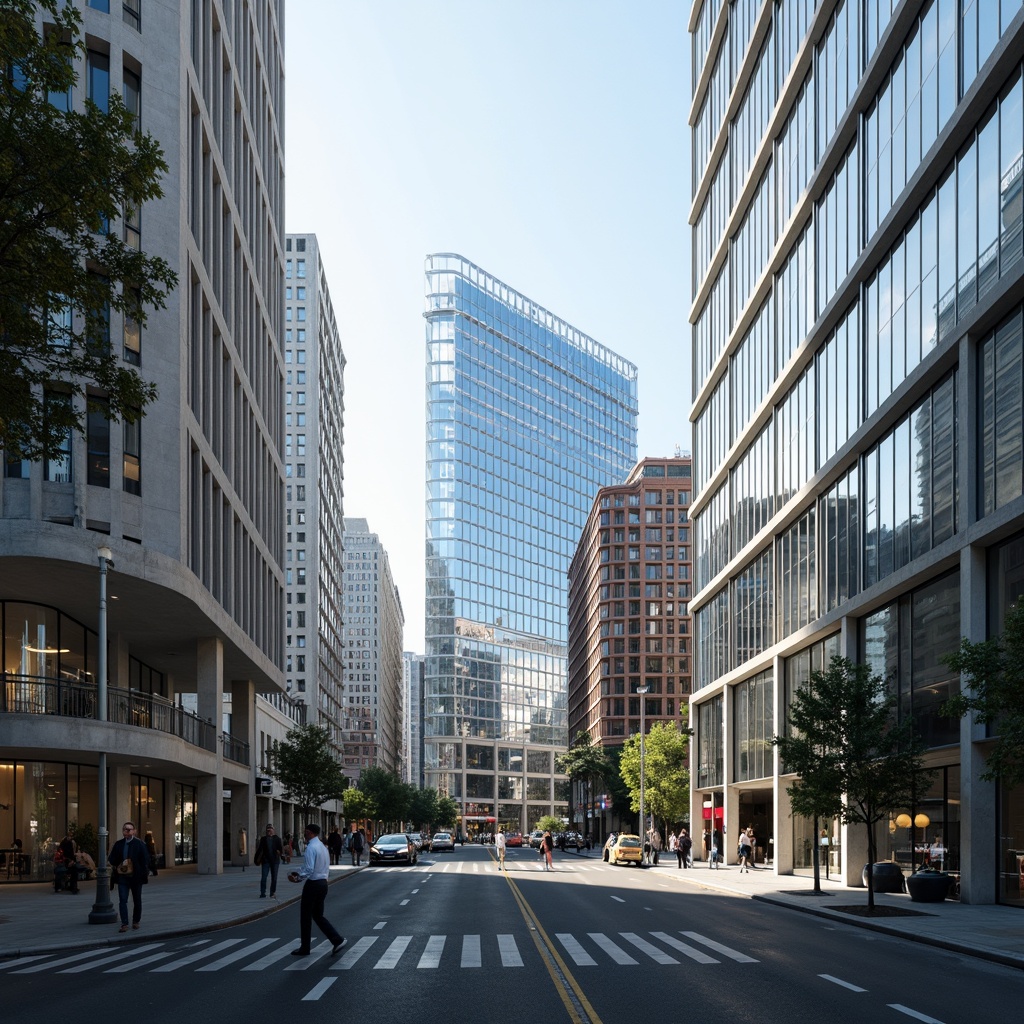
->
xmin=1 ymin=673 xmax=217 ymax=753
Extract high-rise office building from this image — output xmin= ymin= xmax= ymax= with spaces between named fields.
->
xmin=689 ymin=0 xmax=1024 ymax=905
xmin=341 ymin=518 xmax=405 ymax=782
xmin=282 ymin=234 xmax=346 ymax=753
xmin=423 ymin=253 xmax=638 ymax=838
xmin=0 ymin=0 xmax=285 ymax=876
xmin=403 ymin=651 xmax=425 ymax=788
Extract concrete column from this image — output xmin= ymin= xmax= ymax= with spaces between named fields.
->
xmin=196 ymin=637 xmax=224 ymax=875
xmin=959 ymin=543 xmax=997 ymax=904
xmin=772 ymin=655 xmax=790 ymax=875
xmin=229 ymin=679 xmax=256 ymax=867
xmin=108 ymin=765 xmax=133 ymax=852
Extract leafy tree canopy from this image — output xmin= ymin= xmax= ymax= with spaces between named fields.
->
xmin=269 ymin=725 xmax=347 ymax=821
xmin=775 ymin=657 xmax=932 ymax=909
xmin=535 ymin=814 xmax=563 ymax=834
xmin=0 ymin=0 xmax=176 ymax=459
xmin=358 ymin=766 xmax=410 ymax=827
xmin=943 ymin=600 xmax=1024 ymax=788
xmin=407 ymin=788 xmax=439 ymax=831
xmin=341 ymin=786 xmax=368 ymax=824
xmin=618 ymin=720 xmax=690 ymax=828
xmin=555 ymin=730 xmax=612 ymax=785
xmin=435 ymin=795 xmax=459 ymax=830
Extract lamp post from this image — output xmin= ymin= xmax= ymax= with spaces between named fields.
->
xmin=637 ymin=685 xmax=649 ymax=861
xmin=89 ymin=546 xmax=117 ymax=924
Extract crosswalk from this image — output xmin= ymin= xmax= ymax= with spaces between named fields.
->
xmin=0 ymin=930 xmax=757 ymax=976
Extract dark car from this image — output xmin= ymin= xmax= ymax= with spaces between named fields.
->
xmin=370 ymin=833 xmax=418 ymax=865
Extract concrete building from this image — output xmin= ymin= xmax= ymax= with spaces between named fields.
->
xmin=402 ymin=651 xmax=425 ymax=788
xmin=341 ymin=518 xmax=405 ymax=783
xmin=423 ymin=253 xmax=638 ymax=838
xmin=689 ymin=0 xmax=1024 ymax=905
xmin=281 ymin=233 xmax=346 ymax=753
xmin=0 ymin=0 xmax=285 ymax=878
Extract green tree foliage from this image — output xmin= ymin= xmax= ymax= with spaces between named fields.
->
xmin=268 ymin=725 xmax=347 ymax=821
xmin=341 ymin=787 xmax=368 ymax=825
xmin=407 ymin=788 xmax=439 ymax=831
xmin=535 ymin=814 xmax=563 ymax=834
xmin=618 ymin=721 xmax=690 ymax=832
xmin=435 ymin=795 xmax=459 ymax=830
xmin=556 ymin=730 xmax=612 ymax=828
xmin=0 ymin=0 xmax=176 ymax=459
xmin=942 ymin=600 xmax=1024 ymax=788
xmin=358 ymin=766 xmax=410 ymax=829
xmin=775 ymin=657 xmax=932 ymax=910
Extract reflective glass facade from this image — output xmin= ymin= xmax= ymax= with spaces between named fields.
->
xmin=424 ymin=254 xmax=638 ymax=835
xmin=689 ymin=0 xmax=1024 ymax=904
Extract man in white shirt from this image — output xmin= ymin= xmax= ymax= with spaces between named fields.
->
xmin=287 ymin=823 xmax=345 ymax=957
xmin=495 ymin=829 xmax=507 ymax=868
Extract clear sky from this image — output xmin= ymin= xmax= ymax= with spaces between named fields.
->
xmin=285 ymin=1 xmax=692 ymax=651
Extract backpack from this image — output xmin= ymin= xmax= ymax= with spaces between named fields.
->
xmin=53 ymin=848 xmax=65 ymax=865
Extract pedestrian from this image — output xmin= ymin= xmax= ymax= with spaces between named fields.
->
xmin=669 ymin=830 xmax=680 ymax=868
xmin=255 ymin=823 xmax=284 ymax=898
xmin=57 ymin=830 xmax=80 ymax=892
xmin=144 ymin=830 xmax=158 ymax=876
xmin=327 ymin=826 xmax=343 ymax=866
xmin=540 ymin=830 xmax=554 ymax=870
xmin=495 ymin=828 xmax=507 ymax=868
xmin=647 ymin=827 xmax=662 ymax=866
xmin=703 ymin=827 xmax=711 ymax=863
xmin=746 ymin=827 xmax=758 ymax=869
xmin=738 ymin=827 xmax=753 ymax=872
xmin=75 ymin=848 xmax=97 ymax=880
xmin=286 ymin=823 xmax=345 ymax=957
xmin=282 ymin=832 xmax=294 ymax=864
xmin=679 ymin=829 xmax=692 ymax=869
xmin=352 ymin=827 xmax=365 ymax=866
xmin=709 ymin=828 xmax=721 ymax=869
xmin=109 ymin=821 xmax=150 ymax=933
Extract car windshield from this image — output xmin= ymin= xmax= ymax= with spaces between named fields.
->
xmin=434 ymin=833 xmax=450 ymax=840
xmin=378 ymin=835 xmax=407 ymax=844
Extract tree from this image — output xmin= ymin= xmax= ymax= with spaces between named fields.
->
xmin=618 ymin=720 xmax=690 ymax=837
xmin=341 ymin=787 xmax=368 ymax=825
xmin=435 ymin=795 xmax=459 ymax=830
xmin=0 ymin=0 xmax=176 ymax=459
xmin=775 ymin=657 xmax=932 ymax=911
xmin=555 ymin=730 xmax=612 ymax=834
xmin=407 ymin=788 xmax=439 ymax=831
xmin=268 ymin=725 xmax=347 ymax=822
xmin=358 ymin=766 xmax=410 ymax=830
xmin=942 ymin=600 xmax=1024 ymax=788
xmin=535 ymin=814 xmax=563 ymax=834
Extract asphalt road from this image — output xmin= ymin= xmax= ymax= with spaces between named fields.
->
xmin=3 ymin=843 xmax=1018 ymax=1022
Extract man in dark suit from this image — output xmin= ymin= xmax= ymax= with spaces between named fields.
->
xmin=108 ymin=821 xmax=150 ymax=932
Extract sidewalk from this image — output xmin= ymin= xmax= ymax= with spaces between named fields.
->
xmin=0 ymin=862 xmax=361 ymax=959
xmin=643 ymin=857 xmax=1024 ymax=971
xmin=1 ymin=856 xmax=1022 ymax=971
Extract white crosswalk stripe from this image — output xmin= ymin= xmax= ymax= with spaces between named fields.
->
xmin=7 ymin=929 xmax=755 ymax=975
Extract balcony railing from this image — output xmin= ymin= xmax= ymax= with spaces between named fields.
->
xmin=2 ymin=674 xmax=221 ymax=754
xmin=222 ymin=731 xmax=250 ymax=765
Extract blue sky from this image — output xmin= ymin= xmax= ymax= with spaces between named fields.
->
xmin=285 ymin=1 xmax=692 ymax=648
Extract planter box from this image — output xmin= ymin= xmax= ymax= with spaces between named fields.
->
xmin=862 ymin=861 xmax=905 ymax=893
xmin=906 ymin=871 xmax=953 ymax=902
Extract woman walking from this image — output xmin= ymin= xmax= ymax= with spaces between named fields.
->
xmin=539 ymin=830 xmax=554 ymax=871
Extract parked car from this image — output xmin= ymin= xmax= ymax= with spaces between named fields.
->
xmin=430 ymin=832 xmax=454 ymax=853
xmin=528 ymin=830 xmax=545 ymax=849
xmin=370 ymin=833 xmax=418 ymax=866
xmin=602 ymin=833 xmax=619 ymax=862
xmin=505 ymin=832 xmax=523 ymax=848
xmin=606 ymin=833 xmax=643 ymax=866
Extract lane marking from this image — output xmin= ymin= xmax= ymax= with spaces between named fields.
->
xmin=284 ymin=939 xmax=332 ymax=970
xmin=14 ymin=946 xmax=139 ymax=974
xmin=373 ymin=935 xmax=412 ymax=969
xmin=887 ymin=1006 xmax=946 ymax=1023
xmin=610 ymin=896 xmax=625 ymax=903
xmin=373 ymin=922 xmax=387 ymax=930
xmin=587 ymin=933 xmax=637 ymax=965
xmin=198 ymin=937 xmax=278 ymax=971
xmin=302 ymin=977 xmax=337 ymax=1001
xmin=417 ymin=935 xmax=445 ymax=968
xmin=106 ymin=951 xmax=172 ymax=972
xmin=649 ymin=932 xmax=719 ymax=964
xmin=152 ymin=938 xmax=245 ymax=972
xmin=0 ymin=956 xmax=50 ymax=971
xmin=556 ymin=934 xmax=598 ymax=966
xmin=819 ymin=973 xmax=867 ymax=992
xmin=60 ymin=944 xmax=163 ymax=973
xmin=680 ymin=930 xmax=759 ymax=963
xmin=461 ymin=934 xmax=481 ymax=967
xmin=400 ymin=899 xmax=410 ymax=906
xmin=498 ymin=934 xmax=523 ymax=967
xmin=331 ymin=936 xmax=377 ymax=970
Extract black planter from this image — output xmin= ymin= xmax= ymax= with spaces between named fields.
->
xmin=906 ymin=871 xmax=952 ymax=902
xmin=862 ymin=861 xmax=905 ymax=893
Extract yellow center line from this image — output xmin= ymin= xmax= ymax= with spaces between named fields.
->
xmin=488 ymin=847 xmax=606 ymax=1024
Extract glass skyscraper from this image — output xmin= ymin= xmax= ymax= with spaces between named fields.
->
xmin=423 ymin=253 xmax=638 ymax=837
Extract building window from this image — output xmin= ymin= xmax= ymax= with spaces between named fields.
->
xmin=122 ymin=67 xmax=140 ymax=127
xmin=44 ymin=392 xmax=72 ymax=482
xmin=123 ymin=0 xmax=141 ymax=30
xmin=87 ymin=50 xmax=109 ymax=113
xmin=123 ymin=286 xmax=141 ymax=365
xmin=88 ymin=0 xmax=110 ymax=12
xmin=87 ymin=396 xmax=110 ymax=487
xmin=124 ymin=203 xmax=140 ymax=249
xmin=123 ymin=413 xmax=141 ymax=494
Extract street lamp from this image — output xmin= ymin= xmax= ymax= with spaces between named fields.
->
xmin=637 ymin=685 xmax=649 ymax=861
xmin=89 ymin=546 xmax=117 ymax=924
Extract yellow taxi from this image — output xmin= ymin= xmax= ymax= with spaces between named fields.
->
xmin=607 ymin=833 xmax=643 ymax=866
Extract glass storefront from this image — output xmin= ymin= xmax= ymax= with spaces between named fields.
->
xmin=175 ymin=783 xmax=197 ymax=865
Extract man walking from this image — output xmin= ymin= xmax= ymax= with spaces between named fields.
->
xmin=287 ymin=823 xmax=345 ymax=957
xmin=495 ymin=828 xmax=507 ymax=869
xmin=678 ymin=829 xmax=692 ymax=868
xmin=255 ymin=823 xmax=283 ymax=899
xmin=327 ymin=826 xmax=344 ymax=866
xmin=109 ymin=821 xmax=150 ymax=932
